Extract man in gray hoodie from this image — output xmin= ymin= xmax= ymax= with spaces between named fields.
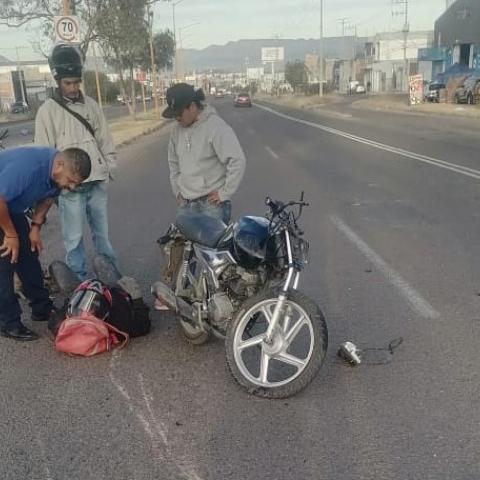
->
xmin=163 ymin=83 xmax=246 ymax=224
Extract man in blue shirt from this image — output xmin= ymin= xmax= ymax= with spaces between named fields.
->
xmin=0 ymin=146 xmax=91 ymax=341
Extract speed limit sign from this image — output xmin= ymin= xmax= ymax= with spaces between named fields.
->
xmin=54 ymin=16 xmax=81 ymax=43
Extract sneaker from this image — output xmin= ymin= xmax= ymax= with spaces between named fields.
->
xmin=154 ymin=298 xmax=170 ymax=311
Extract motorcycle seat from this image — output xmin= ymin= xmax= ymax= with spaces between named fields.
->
xmin=175 ymin=211 xmax=227 ymax=248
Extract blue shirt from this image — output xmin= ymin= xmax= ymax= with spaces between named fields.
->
xmin=0 ymin=146 xmax=60 ymax=214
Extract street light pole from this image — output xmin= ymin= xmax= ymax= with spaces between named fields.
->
xmin=319 ymin=0 xmax=324 ymax=96
xmin=171 ymin=0 xmax=185 ymax=81
xmin=147 ymin=2 xmax=160 ymax=116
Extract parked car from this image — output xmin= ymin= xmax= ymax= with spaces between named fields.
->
xmin=425 ymin=82 xmax=444 ymax=103
xmin=10 ymin=101 xmax=29 ymax=114
xmin=454 ymin=75 xmax=480 ymax=104
xmin=215 ymin=90 xmax=225 ymax=99
xmin=234 ymin=93 xmax=252 ymax=107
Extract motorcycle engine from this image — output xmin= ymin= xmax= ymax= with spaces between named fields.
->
xmin=221 ymin=266 xmax=265 ymax=303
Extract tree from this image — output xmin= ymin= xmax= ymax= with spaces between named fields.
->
xmin=96 ymin=0 xmax=149 ymax=117
xmin=0 ymin=0 xmax=107 ymax=56
xmin=83 ymin=70 xmax=119 ymax=103
xmin=285 ymin=61 xmax=308 ymax=93
xmin=152 ymin=30 xmax=175 ymax=71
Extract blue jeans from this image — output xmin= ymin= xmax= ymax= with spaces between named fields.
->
xmin=58 ymin=181 xmax=117 ymax=280
xmin=178 ymin=197 xmax=232 ymax=224
xmin=0 ymin=214 xmax=52 ymax=328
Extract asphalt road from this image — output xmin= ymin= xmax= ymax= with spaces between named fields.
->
xmin=1 ymin=95 xmax=479 ymax=480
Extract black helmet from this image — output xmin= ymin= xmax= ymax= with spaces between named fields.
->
xmin=67 ymin=279 xmax=113 ymax=320
xmin=49 ymin=43 xmax=83 ymax=80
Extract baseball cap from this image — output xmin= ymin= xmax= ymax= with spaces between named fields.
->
xmin=162 ymin=83 xmax=197 ymax=119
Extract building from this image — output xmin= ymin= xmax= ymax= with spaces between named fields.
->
xmin=363 ymin=31 xmax=432 ymax=92
xmin=0 ymin=58 xmax=52 ymax=111
xmin=419 ymin=0 xmax=480 ymax=82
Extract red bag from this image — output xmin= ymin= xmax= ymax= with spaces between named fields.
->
xmin=55 ymin=314 xmax=128 ymax=357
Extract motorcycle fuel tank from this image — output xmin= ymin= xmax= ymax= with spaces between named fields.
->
xmin=232 ymin=216 xmax=270 ymax=267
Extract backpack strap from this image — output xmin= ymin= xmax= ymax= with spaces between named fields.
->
xmin=52 ymin=97 xmax=96 ymax=138
xmin=104 ymin=321 xmax=129 ymax=350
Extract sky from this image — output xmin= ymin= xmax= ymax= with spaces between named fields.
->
xmin=0 ymin=0 xmax=448 ymax=61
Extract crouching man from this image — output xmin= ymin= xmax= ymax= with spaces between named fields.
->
xmin=0 ymin=147 xmax=91 ymax=341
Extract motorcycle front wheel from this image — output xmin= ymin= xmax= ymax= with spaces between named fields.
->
xmin=225 ymin=289 xmax=328 ymax=398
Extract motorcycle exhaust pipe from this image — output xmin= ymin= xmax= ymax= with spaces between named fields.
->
xmin=151 ymin=281 xmax=196 ymax=322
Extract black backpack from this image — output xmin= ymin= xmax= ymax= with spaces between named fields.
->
xmin=48 ymin=286 xmax=151 ymax=338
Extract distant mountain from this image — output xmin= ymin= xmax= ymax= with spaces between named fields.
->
xmin=181 ymin=37 xmax=367 ymax=72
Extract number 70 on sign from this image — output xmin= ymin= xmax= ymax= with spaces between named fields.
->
xmin=54 ymin=15 xmax=81 ymax=43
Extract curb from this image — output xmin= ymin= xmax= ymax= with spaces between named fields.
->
xmin=115 ymin=120 xmax=167 ymax=148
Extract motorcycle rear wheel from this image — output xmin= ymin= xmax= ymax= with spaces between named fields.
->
xmin=226 ymin=289 xmax=328 ymax=398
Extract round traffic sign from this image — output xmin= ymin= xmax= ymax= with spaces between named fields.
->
xmin=55 ymin=16 xmax=80 ymax=42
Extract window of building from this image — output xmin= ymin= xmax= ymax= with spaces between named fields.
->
xmin=457 ymin=7 xmax=470 ymax=20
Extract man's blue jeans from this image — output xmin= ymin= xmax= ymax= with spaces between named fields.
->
xmin=178 ymin=197 xmax=232 ymax=224
xmin=58 ymin=181 xmax=117 ymax=280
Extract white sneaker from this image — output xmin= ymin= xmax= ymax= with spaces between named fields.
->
xmin=154 ymin=298 xmax=170 ymax=311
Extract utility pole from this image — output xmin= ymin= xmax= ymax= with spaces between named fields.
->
xmin=91 ymin=42 xmax=103 ymax=107
xmin=170 ymin=0 xmax=185 ymax=81
xmin=337 ymin=17 xmax=350 ymax=37
xmin=62 ymin=0 xmax=72 ymax=15
xmin=392 ymin=0 xmax=409 ymax=92
xmin=147 ymin=2 xmax=160 ymax=116
xmin=319 ymin=0 xmax=324 ymax=96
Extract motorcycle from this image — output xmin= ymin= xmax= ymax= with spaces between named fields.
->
xmin=152 ymin=194 xmax=328 ymax=398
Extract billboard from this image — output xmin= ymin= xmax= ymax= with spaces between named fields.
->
xmin=261 ymin=47 xmax=285 ymax=63
xmin=409 ymin=74 xmax=424 ymax=105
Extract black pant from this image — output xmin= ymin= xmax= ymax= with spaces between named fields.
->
xmin=0 ymin=214 xmax=52 ymax=328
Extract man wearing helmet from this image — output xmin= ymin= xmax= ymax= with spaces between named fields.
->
xmin=0 ymin=147 xmax=91 ymax=341
xmin=35 ymin=43 xmax=117 ymax=280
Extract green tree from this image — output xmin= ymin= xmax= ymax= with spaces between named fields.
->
xmin=96 ymin=0 xmax=149 ymax=117
xmin=83 ymin=70 xmax=120 ymax=103
xmin=285 ymin=61 xmax=308 ymax=93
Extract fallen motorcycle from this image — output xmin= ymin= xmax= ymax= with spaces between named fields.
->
xmin=152 ymin=194 xmax=328 ymax=398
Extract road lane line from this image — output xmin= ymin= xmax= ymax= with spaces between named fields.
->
xmin=255 ymin=103 xmax=480 ymax=180
xmin=330 ymin=215 xmax=440 ymax=319
xmin=265 ymin=145 xmax=279 ymax=159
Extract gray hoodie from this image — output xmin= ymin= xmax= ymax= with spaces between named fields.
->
xmin=34 ymin=93 xmax=116 ymax=183
xmin=168 ymin=105 xmax=246 ymax=202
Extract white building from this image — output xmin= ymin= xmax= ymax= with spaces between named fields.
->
xmin=364 ymin=31 xmax=433 ymax=92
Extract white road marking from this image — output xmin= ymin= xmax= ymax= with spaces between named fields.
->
xmin=109 ymin=351 xmax=205 ymax=480
xmin=330 ymin=215 xmax=440 ymax=319
xmin=36 ymin=437 xmax=54 ymax=480
xmin=256 ymin=103 xmax=480 ymax=180
xmin=265 ymin=146 xmax=279 ymax=159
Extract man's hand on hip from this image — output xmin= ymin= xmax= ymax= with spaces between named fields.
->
xmin=208 ymin=191 xmax=222 ymax=205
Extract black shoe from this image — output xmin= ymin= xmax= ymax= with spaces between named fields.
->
xmin=30 ymin=307 xmax=55 ymax=322
xmin=0 ymin=324 xmax=40 ymax=341
xmin=31 ymin=310 xmax=53 ymax=322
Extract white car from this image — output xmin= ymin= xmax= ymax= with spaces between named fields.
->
xmin=355 ymin=84 xmax=366 ymax=94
